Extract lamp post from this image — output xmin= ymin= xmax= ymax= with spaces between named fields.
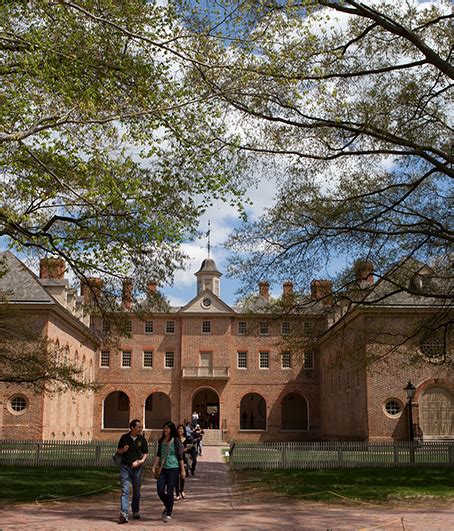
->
xmin=404 ymin=381 xmax=416 ymax=464
xmin=404 ymin=381 xmax=416 ymax=441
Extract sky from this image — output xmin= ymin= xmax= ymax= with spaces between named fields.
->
xmin=162 ymin=175 xmax=280 ymax=308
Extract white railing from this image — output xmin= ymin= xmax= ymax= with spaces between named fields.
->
xmin=182 ymin=367 xmax=229 ymax=378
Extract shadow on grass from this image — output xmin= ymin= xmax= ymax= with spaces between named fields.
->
xmin=234 ymin=467 xmax=454 ymax=503
xmin=0 ymin=466 xmax=119 ymax=504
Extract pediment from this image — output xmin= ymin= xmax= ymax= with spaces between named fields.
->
xmin=179 ymin=289 xmax=234 ymax=314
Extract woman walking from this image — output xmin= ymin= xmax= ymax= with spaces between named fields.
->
xmin=174 ymin=424 xmax=192 ymax=500
xmin=151 ymin=421 xmax=186 ymax=523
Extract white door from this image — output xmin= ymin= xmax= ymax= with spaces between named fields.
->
xmin=200 ymin=352 xmax=212 ymax=376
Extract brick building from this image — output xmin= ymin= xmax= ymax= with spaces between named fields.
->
xmin=1 ymin=253 xmax=453 ymax=442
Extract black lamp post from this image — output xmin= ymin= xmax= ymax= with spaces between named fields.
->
xmin=404 ymin=381 xmax=416 ymax=442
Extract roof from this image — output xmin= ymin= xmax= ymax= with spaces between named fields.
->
xmin=0 ymin=252 xmax=54 ymax=304
xmin=195 ymin=258 xmax=222 ymax=276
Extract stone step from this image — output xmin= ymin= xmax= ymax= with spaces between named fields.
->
xmin=200 ymin=429 xmax=225 ymax=446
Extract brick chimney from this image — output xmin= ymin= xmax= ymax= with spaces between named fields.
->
xmin=122 ymin=279 xmax=133 ymax=310
xmin=282 ymin=281 xmax=293 ymax=299
xmin=354 ymin=260 xmax=374 ymax=286
xmin=40 ymin=258 xmax=66 ymax=279
xmin=81 ymin=277 xmax=103 ymax=304
xmin=310 ymin=279 xmax=333 ymax=305
xmin=146 ymin=281 xmax=158 ymax=298
xmin=258 ymin=281 xmax=270 ymax=302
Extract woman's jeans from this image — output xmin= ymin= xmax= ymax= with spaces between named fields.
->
xmin=120 ymin=464 xmax=143 ymax=517
xmin=157 ymin=468 xmax=179 ymax=516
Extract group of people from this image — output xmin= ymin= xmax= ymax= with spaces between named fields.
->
xmin=115 ymin=416 xmax=204 ymax=524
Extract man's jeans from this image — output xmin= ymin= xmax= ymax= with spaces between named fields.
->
xmin=120 ymin=464 xmax=143 ymax=517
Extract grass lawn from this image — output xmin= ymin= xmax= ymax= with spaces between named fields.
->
xmin=0 ymin=467 xmax=119 ymax=504
xmin=234 ymin=467 xmax=454 ymax=504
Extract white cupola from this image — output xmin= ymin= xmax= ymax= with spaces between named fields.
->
xmin=195 ymin=258 xmax=222 ymax=296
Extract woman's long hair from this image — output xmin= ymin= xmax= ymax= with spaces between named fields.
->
xmin=158 ymin=421 xmax=178 ymax=444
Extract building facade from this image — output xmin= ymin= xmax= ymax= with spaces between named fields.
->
xmin=1 ymin=253 xmax=453 ymax=442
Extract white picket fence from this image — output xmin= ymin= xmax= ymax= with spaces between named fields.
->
xmin=0 ymin=439 xmax=157 ymax=468
xmin=230 ymin=441 xmax=454 ymax=469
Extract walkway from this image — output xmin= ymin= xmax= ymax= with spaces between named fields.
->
xmin=1 ymin=446 xmax=453 ymax=530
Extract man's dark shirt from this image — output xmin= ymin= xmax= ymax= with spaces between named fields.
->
xmin=117 ymin=432 xmax=149 ymax=466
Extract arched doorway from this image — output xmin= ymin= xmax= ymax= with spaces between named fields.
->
xmin=192 ymin=388 xmax=220 ymax=429
xmin=103 ymin=391 xmax=130 ymax=428
xmin=281 ymin=393 xmax=309 ymax=430
xmin=144 ymin=392 xmax=171 ymax=429
xmin=420 ymin=386 xmax=454 ymax=439
xmin=240 ymin=393 xmax=267 ymax=430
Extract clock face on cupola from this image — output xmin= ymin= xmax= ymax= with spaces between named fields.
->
xmin=201 ymin=296 xmax=212 ymax=309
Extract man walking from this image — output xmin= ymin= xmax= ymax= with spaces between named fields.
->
xmin=116 ymin=419 xmax=148 ymax=524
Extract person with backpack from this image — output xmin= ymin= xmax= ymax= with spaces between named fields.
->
xmin=151 ymin=421 xmax=186 ymax=523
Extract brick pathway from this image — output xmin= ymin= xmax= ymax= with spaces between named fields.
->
xmin=1 ymin=446 xmax=453 ymax=530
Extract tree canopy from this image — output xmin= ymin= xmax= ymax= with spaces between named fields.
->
xmin=0 ymin=0 xmax=247 ymax=287
xmin=179 ymin=0 xmax=452 ymax=305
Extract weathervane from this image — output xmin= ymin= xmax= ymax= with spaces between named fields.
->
xmin=207 ymin=220 xmax=211 ymax=258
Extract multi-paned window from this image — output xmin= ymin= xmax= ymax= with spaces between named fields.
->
xmin=281 ymin=322 xmax=291 ymax=335
xmin=303 ymin=321 xmax=313 ymax=335
xmin=10 ymin=396 xmax=27 ymax=412
xmin=259 ymin=351 xmax=270 ymax=369
xmin=166 ymin=320 xmax=175 ymax=334
xmin=238 ymin=321 xmax=247 ymax=335
xmin=237 ymin=351 xmax=248 ymax=369
xmin=202 ymin=320 xmax=211 ymax=334
xmin=144 ymin=320 xmax=153 ymax=334
xmin=259 ymin=322 xmax=269 ymax=336
xmin=125 ymin=320 xmax=132 ymax=334
xmin=102 ymin=320 xmax=110 ymax=334
xmin=281 ymin=352 xmax=291 ymax=369
xmin=165 ymin=351 xmax=175 ymax=368
xmin=122 ymin=351 xmax=132 ymax=368
xmin=143 ymin=350 xmax=153 ymax=368
xmin=100 ymin=350 xmax=110 ymax=368
xmin=303 ymin=351 xmax=314 ymax=369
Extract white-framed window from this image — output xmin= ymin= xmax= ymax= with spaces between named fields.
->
xmin=303 ymin=321 xmax=313 ymax=335
xmin=165 ymin=351 xmax=175 ymax=368
xmin=125 ymin=320 xmax=132 ymax=334
xmin=8 ymin=395 xmax=28 ymax=414
xmin=419 ymin=335 xmax=445 ymax=363
xmin=259 ymin=322 xmax=269 ymax=336
xmin=238 ymin=321 xmax=247 ymax=335
xmin=144 ymin=320 xmax=153 ymax=334
xmin=237 ymin=351 xmax=248 ymax=369
xmin=143 ymin=350 xmax=153 ymax=368
xmin=202 ymin=320 xmax=211 ymax=334
xmin=303 ymin=351 xmax=314 ymax=369
xmin=100 ymin=350 xmax=110 ymax=368
xmin=281 ymin=321 xmax=291 ymax=335
xmin=259 ymin=351 xmax=270 ymax=369
xmin=383 ymin=399 xmax=403 ymax=418
xmin=122 ymin=351 xmax=132 ymax=368
xmin=281 ymin=352 xmax=292 ymax=369
xmin=166 ymin=320 xmax=175 ymax=334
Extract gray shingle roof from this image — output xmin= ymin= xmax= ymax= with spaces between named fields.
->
xmin=0 ymin=252 xmax=54 ymax=304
